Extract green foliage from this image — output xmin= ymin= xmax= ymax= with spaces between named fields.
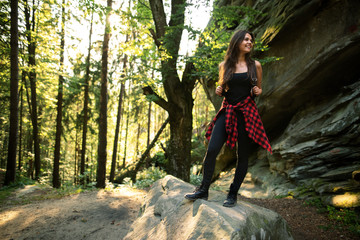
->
xmin=133 ymin=166 xmax=167 ymax=189
xmin=193 ymin=4 xmax=281 ymax=86
xmin=0 ymin=171 xmax=88 ymax=206
xmin=190 ymin=173 xmax=202 ymax=186
xmin=52 ymin=185 xmax=85 ymax=198
xmin=145 ymin=94 xmax=160 ymax=103
xmin=212 ymin=5 xmax=263 ymax=30
xmin=293 ymin=182 xmax=318 ymax=198
xmin=1 ymin=171 xmax=36 ymax=189
xmin=193 ymin=6 xmax=262 ymax=80
xmin=191 ymin=135 xmax=206 ymax=165
xmin=0 ymin=172 xmax=36 ymax=204
xmin=151 ymin=151 xmax=168 ymax=168
xmin=0 ymin=187 xmax=12 ymax=204
xmin=305 ymin=197 xmax=360 ymax=236
xmin=273 ymin=194 xmax=289 ymax=199
xmin=327 ymin=205 xmax=359 ymax=227
xmin=75 ymin=171 xmax=92 ymax=185
xmin=304 ymin=197 xmax=327 ymax=213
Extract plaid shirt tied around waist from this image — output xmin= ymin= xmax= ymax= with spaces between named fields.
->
xmin=205 ymin=96 xmax=273 ymax=154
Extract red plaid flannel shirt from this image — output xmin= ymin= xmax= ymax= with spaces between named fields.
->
xmin=205 ymin=96 xmax=273 ymax=154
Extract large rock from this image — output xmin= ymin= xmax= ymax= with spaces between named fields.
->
xmin=124 ymin=175 xmax=293 ymax=240
xmin=255 ymin=0 xmax=360 ymax=207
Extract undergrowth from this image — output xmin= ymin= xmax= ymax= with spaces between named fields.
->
xmin=0 ymin=172 xmax=92 ymax=206
xmin=123 ymin=166 xmax=167 ymax=189
xmin=0 ymin=173 xmax=36 ymax=205
xmin=305 ymin=197 xmax=360 ymax=237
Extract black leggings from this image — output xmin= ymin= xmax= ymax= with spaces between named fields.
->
xmin=201 ymin=111 xmax=250 ymax=193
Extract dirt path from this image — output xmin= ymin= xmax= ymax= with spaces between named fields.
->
xmin=0 ymin=187 xmax=146 ymax=240
xmin=0 ymin=183 xmax=358 ymax=240
xmin=240 ymin=196 xmax=358 ymax=240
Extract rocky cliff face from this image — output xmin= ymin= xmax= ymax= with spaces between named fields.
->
xmin=215 ymin=0 xmax=360 ymax=207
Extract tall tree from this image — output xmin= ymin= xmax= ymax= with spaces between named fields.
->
xmin=80 ymin=4 xmax=94 ymax=185
xmin=5 ymin=0 xmax=19 ymax=185
xmin=109 ymin=79 xmax=125 ymax=182
xmin=122 ymin=81 xmax=131 ymax=169
xmin=18 ymin=84 xmax=23 ymax=171
xmin=96 ymin=0 xmax=112 ymax=188
xmin=25 ymin=0 xmax=41 ymax=179
xmin=143 ymin=0 xmax=196 ymax=181
xmin=53 ymin=0 xmax=66 ymax=188
xmin=145 ymin=67 xmax=154 ymax=168
xmin=110 ymin=10 xmax=129 ymax=181
xmin=145 ymin=100 xmax=151 ymax=167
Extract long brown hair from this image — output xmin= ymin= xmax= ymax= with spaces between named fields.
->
xmin=219 ymin=30 xmax=256 ymax=89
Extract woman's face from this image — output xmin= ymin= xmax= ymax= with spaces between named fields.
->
xmin=239 ymin=33 xmax=253 ymax=53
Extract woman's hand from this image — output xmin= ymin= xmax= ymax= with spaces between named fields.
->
xmin=215 ymin=86 xmax=223 ymax=96
xmin=252 ymin=86 xmax=262 ymax=96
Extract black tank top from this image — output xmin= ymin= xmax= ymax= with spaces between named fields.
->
xmin=223 ymin=72 xmax=252 ymax=105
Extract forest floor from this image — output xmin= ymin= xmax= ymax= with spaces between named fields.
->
xmin=0 ymin=185 xmax=147 ymax=240
xmin=0 ymin=179 xmax=358 ymax=240
xmin=240 ymin=196 xmax=358 ymax=240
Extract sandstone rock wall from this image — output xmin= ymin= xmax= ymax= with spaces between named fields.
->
xmin=216 ymin=0 xmax=360 ymax=207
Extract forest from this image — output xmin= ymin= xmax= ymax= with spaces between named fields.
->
xmin=2 ymin=0 xmax=271 ymax=188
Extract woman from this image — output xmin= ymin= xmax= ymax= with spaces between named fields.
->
xmin=184 ymin=30 xmax=272 ymax=207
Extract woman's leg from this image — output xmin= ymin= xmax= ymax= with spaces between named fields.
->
xmin=185 ymin=112 xmax=227 ymax=200
xmin=200 ymin=112 xmax=227 ymax=189
xmin=230 ymin=112 xmax=250 ymax=192
xmin=224 ymin=112 xmax=250 ymax=207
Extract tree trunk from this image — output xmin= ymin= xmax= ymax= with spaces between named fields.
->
xmin=26 ymin=128 xmax=33 ymax=178
xmin=18 ymin=84 xmax=23 ymax=171
xmin=2 ymin=131 xmax=9 ymax=169
xmin=73 ymin=128 xmax=80 ymax=184
xmin=122 ymin=92 xmax=130 ymax=169
xmin=117 ymin=109 xmax=124 ymax=171
xmin=24 ymin=78 xmax=33 ymax=176
xmin=74 ymin=131 xmax=77 ymax=183
xmin=53 ymin=0 xmax=65 ymax=188
xmin=167 ymin=102 xmax=193 ymax=181
xmin=109 ymin=82 xmax=125 ymax=182
xmin=135 ymin=122 xmax=141 ymax=159
xmin=80 ymin=7 xmax=93 ymax=185
xmin=110 ymin=23 xmax=128 ymax=181
xmin=144 ymin=0 xmax=196 ymax=182
xmin=145 ymin=98 xmax=151 ymax=167
xmin=5 ymin=0 xmax=19 ymax=185
xmin=96 ymin=0 xmax=112 ymax=188
xmin=25 ymin=0 xmax=41 ymax=180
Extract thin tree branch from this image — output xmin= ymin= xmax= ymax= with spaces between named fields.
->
xmin=149 ymin=28 xmax=161 ymax=47
xmin=138 ymin=0 xmax=151 ymax=10
xmin=142 ymin=86 xmax=171 ymax=112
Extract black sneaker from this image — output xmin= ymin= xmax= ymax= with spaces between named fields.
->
xmin=223 ymin=193 xmax=237 ymax=207
xmin=184 ymin=187 xmax=208 ymax=201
